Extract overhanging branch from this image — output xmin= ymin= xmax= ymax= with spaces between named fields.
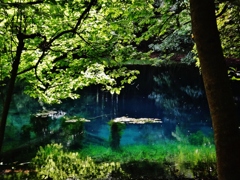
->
xmin=48 ymin=0 xmax=97 ymax=45
xmin=18 ymin=0 xmax=97 ymax=75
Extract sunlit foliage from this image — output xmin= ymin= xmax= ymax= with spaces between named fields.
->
xmin=0 ymin=0 xmax=152 ymax=104
xmin=217 ymin=3 xmax=240 ymax=59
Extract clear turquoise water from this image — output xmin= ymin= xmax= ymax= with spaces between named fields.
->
xmin=3 ymin=65 xmax=216 ymax=150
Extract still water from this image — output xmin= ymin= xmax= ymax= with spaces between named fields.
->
xmin=4 ymin=64 xmax=216 ymax=150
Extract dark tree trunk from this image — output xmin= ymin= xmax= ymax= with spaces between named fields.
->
xmin=190 ymin=0 xmax=240 ymax=179
xmin=0 ymin=34 xmax=24 ymax=153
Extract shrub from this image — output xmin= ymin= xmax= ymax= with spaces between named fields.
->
xmin=32 ymin=144 xmax=126 ymax=180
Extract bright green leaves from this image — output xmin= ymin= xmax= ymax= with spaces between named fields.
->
xmin=132 ymin=0 xmax=194 ymax=65
xmin=105 ymin=67 xmax=139 ymax=95
xmin=217 ymin=3 xmax=240 ymax=59
xmin=1 ymin=0 xmax=198 ymax=105
xmin=32 ymin=143 xmax=125 ymax=179
xmin=23 ymin=62 xmax=139 ymax=104
xmin=1 ymin=0 xmax=149 ymax=104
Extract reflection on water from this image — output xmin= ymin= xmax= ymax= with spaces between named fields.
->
xmin=2 ymin=65 xmax=216 ymax=152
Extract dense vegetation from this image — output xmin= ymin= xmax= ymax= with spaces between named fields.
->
xmin=1 ymin=129 xmax=217 ymax=179
xmin=1 ymin=0 xmax=240 ymax=179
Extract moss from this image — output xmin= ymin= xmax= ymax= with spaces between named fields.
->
xmin=108 ymin=120 xmax=126 ymax=150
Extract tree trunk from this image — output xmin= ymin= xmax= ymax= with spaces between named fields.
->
xmin=190 ymin=0 xmax=240 ymax=179
xmin=0 ymin=34 xmax=24 ymax=153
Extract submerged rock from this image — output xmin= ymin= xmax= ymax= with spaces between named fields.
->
xmin=112 ymin=116 xmax=162 ymax=124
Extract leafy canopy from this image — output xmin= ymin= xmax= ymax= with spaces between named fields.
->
xmin=1 ymin=0 xmax=156 ymax=103
xmin=1 ymin=0 xmax=240 ymax=104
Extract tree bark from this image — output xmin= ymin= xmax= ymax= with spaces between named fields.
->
xmin=0 ymin=34 xmax=24 ymax=153
xmin=190 ymin=0 xmax=240 ymax=179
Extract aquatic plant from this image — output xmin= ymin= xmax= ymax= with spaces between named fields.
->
xmin=171 ymin=126 xmax=189 ymax=144
xmin=168 ymin=144 xmax=216 ymax=178
xmin=108 ymin=120 xmax=126 ymax=150
xmin=79 ymin=141 xmax=216 ymax=179
xmin=188 ymin=130 xmax=212 ymax=146
xmin=20 ymin=124 xmax=32 ymax=141
xmin=172 ymin=126 xmax=214 ymax=146
xmin=61 ymin=116 xmax=90 ymax=149
xmin=108 ymin=117 xmax=162 ymax=150
xmin=1 ymin=142 xmax=216 ymax=179
xmin=30 ymin=114 xmax=51 ymax=137
xmin=180 ymin=85 xmax=203 ymax=99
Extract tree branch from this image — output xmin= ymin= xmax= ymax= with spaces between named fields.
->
xmin=18 ymin=45 xmax=82 ymax=75
xmin=18 ymin=0 xmax=97 ymax=75
xmin=76 ymin=32 xmax=93 ymax=46
xmin=22 ymin=33 xmax=42 ymax=39
xmin=34 ymin=51 xmax=48 ymax=88
xmin=48 ymin=0 xmax=97 ymax=45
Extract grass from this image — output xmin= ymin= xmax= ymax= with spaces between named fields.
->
xmin=78 ymin=140 xmax=217 ymax=179
xmin=79 ymin=141 xmax=216 ymax=162
xmin=0 ymin=141 xmax=217 ymax=179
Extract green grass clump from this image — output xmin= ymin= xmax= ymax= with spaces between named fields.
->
xmin=79 ymin=141 xmax=216 ymax=163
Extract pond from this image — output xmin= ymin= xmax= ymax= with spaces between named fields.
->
xmin=53 ymin=64 xmax=213 ymax=146
xmin=3 ymin=64 xmax=214 ymax=151
xmin=3 ymin=64 xmax=240 ymax=179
